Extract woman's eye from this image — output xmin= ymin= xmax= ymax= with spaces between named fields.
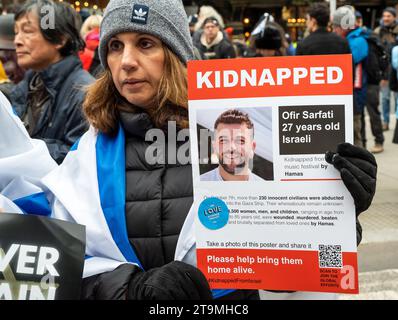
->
xmin=140 ymin=39 xmax=153 ymax=49
xmin=109 ymin=40 xmax=123 ymax=51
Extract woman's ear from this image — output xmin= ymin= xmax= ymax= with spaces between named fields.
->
xmin=55 ymin=36 xmax=68 ymax=51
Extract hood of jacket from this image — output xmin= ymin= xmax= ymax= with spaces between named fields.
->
xmin=378 ymin=19 xmax=398 ymax=30
xmin=200 ymin=30 xmax=224 ymax=49
xmin=347 ymin=27 xmax=369 ymax=40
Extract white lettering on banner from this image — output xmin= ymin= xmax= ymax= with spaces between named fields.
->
xmin=241 ymin=69 xmax=257 ymax=86
xmin=0 ymin=283 xmax=12 ymax=299
xmin=0 ymin=244 xmax=60 ymax=277
xmin=224 ymin=70 xmax=239 ymax=87
xmin=293 ymin=67 xmax=308 ymax=84
xmin=310 ymin=67 xmax=325 ymax=84
xmin=196 ymin=66 xmax=344 ymax=89
xmin=17 ymin=245 xmax=37 ymax=274
xmin=328 ymin=67 xmax=343 ymax=84
xmin=197 ymin=71 xmax=213 ymax=88
xmin=0 ymin=283 xmax=57 ymax=300
xmin=36 ymin=247 xmax=60 ymax=276
xmin=277 ymin=68 xmax=291 ymax=85
xmin=258 ymin=69 xmax=275 ymax=86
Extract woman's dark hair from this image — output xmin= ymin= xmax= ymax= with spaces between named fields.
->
xmin=307 ymin=2 xmax=330 ymax=28
xmin=15 ymin=0 xmax=85 ymax=56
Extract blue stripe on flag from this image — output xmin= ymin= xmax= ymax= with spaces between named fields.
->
xmin=212 ymin=289 xmax=236 ymax=299
xmin=13 ymin=192 xmax=51 ymax=216
xmin=96 ymin=124 xmax=143 ymax=269
xmin=70 ymin=137 xmax=81 ymax=151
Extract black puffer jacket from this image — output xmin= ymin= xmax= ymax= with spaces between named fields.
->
xmin=122 ymin=111 xmax=192 ymax=269
xmin=11 ymin=55 xmax=94 ymax=163
xmin=81 ymin=111 xmax=259 ymax=300
xmin=296 ymin=27 xmax=351 ymax=56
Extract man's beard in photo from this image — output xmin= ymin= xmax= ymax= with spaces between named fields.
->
xmin=219 ymin=152 xmax=247 ymax=175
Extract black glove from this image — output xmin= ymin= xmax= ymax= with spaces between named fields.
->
xmin=128 ymin=261 xmax=213 ymax=300
xmin=81 ymin=261 xmax=212 ymax=300
xmin=325 ymin=143 xmax=377 ymax=216
xmin=81 ymin=263 xmax=139 ymax=300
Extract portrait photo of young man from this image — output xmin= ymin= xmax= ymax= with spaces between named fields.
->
xmin=200 ymin=109 xmax=272 ymax=181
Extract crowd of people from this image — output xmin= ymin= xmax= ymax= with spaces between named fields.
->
xmin=0 ymin=0 xmax=379 ymax=300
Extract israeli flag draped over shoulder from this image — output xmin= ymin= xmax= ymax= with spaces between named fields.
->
xmin=0 ymin=92 xmax=57 ymax=213
xmin=0 ymin=92 xmax=335 ymax=300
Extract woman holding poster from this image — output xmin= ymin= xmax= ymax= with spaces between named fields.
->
xmin=0 ymin=0 xmax=377 ymax=300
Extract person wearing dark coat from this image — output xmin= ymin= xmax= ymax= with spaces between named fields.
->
xmin=296 ymin=2 xmax=351 ymax=56
xmin=10 ymin=0 xmax=94 ymax=164
xmin=374 ymin=7 xmax=398 ymax=131
xmin=194 ymin=17 xmax=236 ymax=60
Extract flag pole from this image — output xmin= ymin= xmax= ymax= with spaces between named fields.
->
xmin=330 ymin=0 xmax=336 ymax=16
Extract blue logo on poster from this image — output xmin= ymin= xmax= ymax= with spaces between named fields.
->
xmin=198 ymin=197 xmax=229 ymax=230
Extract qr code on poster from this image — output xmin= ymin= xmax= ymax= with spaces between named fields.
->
xmin=318 ymin=244 xmax=342 ymax=268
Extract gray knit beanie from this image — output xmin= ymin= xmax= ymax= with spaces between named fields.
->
xmin=383 ymin=7 xmax=397 ymax=18
xmin=99 ymin=0 xmax=194 ymax=68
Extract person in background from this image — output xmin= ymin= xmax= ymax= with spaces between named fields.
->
xmin=0 ymin=61 xmax=8 ymax=84
xmin=374 ymin=7 xmax=398 ymax=131
xmin=79 ymin=8 xmax=91 ymax=24
xmin=10 ymin=0 xmax=94 ymax=163
xmin=188 ymin=14 xmax=198 ymax=37
xmin=188 ymin=14 xmax=206 ymax=60
xmin=332 ymin=6 xmax=369 ymax=149
xmin=390 ymin=44 xmax=398 ymax=143
xmin=0 ymin=15 xmax=14 ymax=85
xmin=0 ymin=14 xmax=25 ymax=99
xmin=194 ymin=16 xmax=236 ymax=60
xmin=0 ymin=14 xmax=25 ymax=87
xmin=79 ymin=15 xmax=103 ymax=76
xmin=193 ymin=5 xmax=225 ymax=36
xmin=224 ymin=26 xmax=249 ymax=58
xmin=296 ymin=2 xmax=351 ymax=56
xmin=80 ymin=14 xmax=102 ymax=40
xmin=192 ymin=5 xmax=229 ymax=49
xmin=355 ymin=10 xmax=363 ymax=28
xmin=285 ymin=33 xmax=296 ymax=56
xmin=253 ymin=21 xmax=287 ymax=57
xmin=357 ymin=10 xmax=386 ymax=153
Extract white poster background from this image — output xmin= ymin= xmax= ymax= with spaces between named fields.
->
xmin=189 ymin=93 xmax=357 ymax=293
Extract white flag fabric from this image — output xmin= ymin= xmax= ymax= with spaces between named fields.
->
xmin=0 ymin=92 xmax=57 ymax=206
xmin=43 ymin=126 xmax=136 ymax=277
xmin=0 ymin=194 xmax=23 ymax=213
xmin=0 ymin=91 xmax=32 ymax=157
